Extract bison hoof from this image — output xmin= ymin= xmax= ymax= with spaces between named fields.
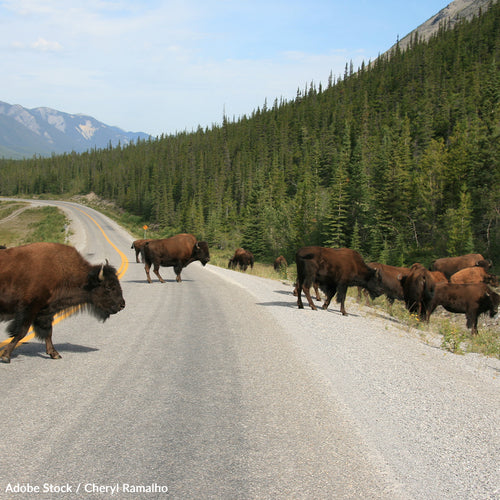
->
xmin=49 ymin=352 xmax=62 ymax=359
xmin=1 ymin=355 xmax=11 ymax=363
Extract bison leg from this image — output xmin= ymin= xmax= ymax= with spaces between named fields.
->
xmin=313 ymin=283 xmax=321 ymax=301
xmin=322 ymin=293 xmax=334 ymax=310
xmin=301 ymin=283 xmax=317 ymax=310
xmin=1 ymin=313 xmax=32 ymax=363
xmin=335 ymin=284 xmax=348 ymax=315
xmin=174 ymin=263 xmax=183 ymax=283
xmin=153 ymin=264 xmax=166 ymax=283
xmin=144 ymin=262 xmax=153 ymax=283
xmin=34 ymin=314 xmax=61 ymax=359
xmin=295 ymin=280 xmax=306 ymax=309
xmin=466 ymin=312 xmax=478 ymax=335
xmin=296 ymin=285 xmax=303 ymax=308
xmin=321 ymin=285 xmax=337 ymax=311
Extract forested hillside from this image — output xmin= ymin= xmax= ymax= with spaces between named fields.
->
xmin=1 ymin=2 xmax=499 ymax=267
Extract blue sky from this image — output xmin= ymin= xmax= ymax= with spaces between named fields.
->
xmin=0 ymin=0 xmax=451 ymax=137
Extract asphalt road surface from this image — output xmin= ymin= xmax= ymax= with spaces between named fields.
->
xmin=0 ymin=200 xmax=499 ymax=499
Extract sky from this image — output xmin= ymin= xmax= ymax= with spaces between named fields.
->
xmin=0 ymin=0 xmax=452 ymax=137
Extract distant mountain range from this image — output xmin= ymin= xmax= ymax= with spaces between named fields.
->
xmin=0 ymin=101 xmax=150 ymax=159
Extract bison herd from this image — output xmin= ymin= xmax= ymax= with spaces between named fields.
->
xmin=1 ymin=234 xmax=498 ymax=364
xmin=293 ymin=247 xmax=499 ymax=336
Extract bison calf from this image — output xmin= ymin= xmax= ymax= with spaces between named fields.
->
xmin=0 ymin=242 xmax=125 ymax=363
xmin=428 ymin=283 xmax=499 ymax=335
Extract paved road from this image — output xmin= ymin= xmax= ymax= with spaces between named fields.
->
xmin=0 ymin=200 xmax=499 ymax=499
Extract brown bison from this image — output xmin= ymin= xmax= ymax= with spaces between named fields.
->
xmin=399 ymin=263 xmax=436 ymax=321
xmin=131 ymin=238 xmax=154 ymax=263
xmin=359 ymin=263 xmax=410 ymax=308
xmin=143 ymin=233 xmax=210 ymax=283
xmin=273 ymin=255 xmax=288 ymax=271
xmin=450 ymin=267 xmax=499 ymax=287
xmin=429 ymin=270 xmax=448 ymax=283
xmin=228 ymin=248 xmax=254 ymax=271
xmin=295 ymin=246 xmax=383 ymax=315
xmin=0 ymin=242 xmax=125 ymax=363
xmin=428 ymin=283 xmax=499 ymax=334
xmin=430 ymin=253 xmax=491 ymax=279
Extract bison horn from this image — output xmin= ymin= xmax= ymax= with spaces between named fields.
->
xmin=98 ymin=265 xmax=105 ymax=281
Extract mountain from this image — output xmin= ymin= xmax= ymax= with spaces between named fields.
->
xmin=389 ymin=0 xmax=496 ymax=53
xmin=0 ymin=101 xmax=150 ymax=159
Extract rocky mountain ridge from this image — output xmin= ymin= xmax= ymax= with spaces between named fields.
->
xmin=390 ymin=0 xmax=497 ymax=52
xmin=0 ymin=101 xmax=150 ymax=159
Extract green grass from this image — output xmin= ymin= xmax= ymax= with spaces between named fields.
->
xmin=0 ymin=202 xmax=70 ymax=246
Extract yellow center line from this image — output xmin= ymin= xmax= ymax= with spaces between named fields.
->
xmin=1 ymin=206 xmax=128 ymax=351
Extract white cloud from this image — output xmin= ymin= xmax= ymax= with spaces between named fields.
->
xmin=31 ymin=37 xmax=63 ymax=51
xmin=9 ymin=37 xmax=62 ymax=52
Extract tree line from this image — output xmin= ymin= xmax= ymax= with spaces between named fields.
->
xmin=0 ymin=2 xmax=499 ymax=269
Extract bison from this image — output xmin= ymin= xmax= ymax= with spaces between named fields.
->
xmin=450 ymin=266 xmax=499 ymax=287
xmin=131 ymin=238 xmax=154 ymax=263
xmin=428 ymin=283 xmax=499 ymax=335
xmin=143 ymin=233 xmax=210 ymax=283
xmin=228 ymin=248 xmax=254 ymax=271
xmin=429 ymin=270 xmax=448 ymax=283
xmin=0 ymin=242 xmax=125 ymax=363
xmin=399 ymin=263 xmax=436 ymax=321
xmin=430 ymin=253 xmax=491 ymax=279
xmin=273 ymin=255 xmax=288 ymax=272
xmin=295 ymin=246 xmax=383 ymax=315
xmin=358 ymin=263 xmax=410 ymax=309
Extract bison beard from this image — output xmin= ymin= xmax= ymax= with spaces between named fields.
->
xmin=0 ymin=243 xmax=125 ymax=363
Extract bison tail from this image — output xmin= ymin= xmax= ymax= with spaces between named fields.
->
xmin=142 ymin=242 xmax=153 ymax=266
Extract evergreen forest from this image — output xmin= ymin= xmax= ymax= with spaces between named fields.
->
xmin=1 ymin=3 xmax=499 ymax=269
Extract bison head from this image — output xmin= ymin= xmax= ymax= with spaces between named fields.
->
xmin=193 ymin=241 xmax=210 ymax=266
xmin=365 ymin=267 xmax=385 ymax=300
xmin=485 ymin=273 xmax=499 ymax=287
xmin=487 ymin=289 xmax=500 ymax=318
xmin=84 ymin=262 xmax=125 ymax=320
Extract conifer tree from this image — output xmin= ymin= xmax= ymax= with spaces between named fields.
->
xmin=445 ymin=186 xmax=474 ymax=256
xmin=323 ymin=125 xmax=350 ymax=247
